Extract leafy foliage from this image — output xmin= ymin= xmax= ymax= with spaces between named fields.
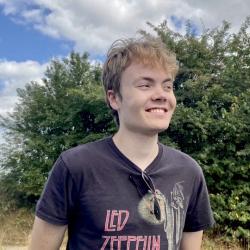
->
xmin=150 ymin=18 xmax=250 ymax=241
xmin=0 ymin=52 xmax=115 ymax=204
xmin=0 ymin=18 xmax=249 ymax=242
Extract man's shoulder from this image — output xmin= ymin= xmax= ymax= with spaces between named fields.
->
xmin=59 ymin=137 xmax=111 ymax=168
xmin=161 ymin=144 xmax=203 ymax=174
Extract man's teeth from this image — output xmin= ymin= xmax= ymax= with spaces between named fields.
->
xmin=148 ymin=108 xmax=165 ymax=113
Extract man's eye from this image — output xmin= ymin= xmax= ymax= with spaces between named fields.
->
xmin=163 ymin=83 xmax=173 ymax=91
xmin=139 ymin=83 xmax=150 ymax=88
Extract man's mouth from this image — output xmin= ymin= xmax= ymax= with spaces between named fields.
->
xmin=146 ymin=108 xmax=167 ymax=113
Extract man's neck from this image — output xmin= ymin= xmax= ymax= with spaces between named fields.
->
xmin=112 ymin=129 xmax=159 ymax=171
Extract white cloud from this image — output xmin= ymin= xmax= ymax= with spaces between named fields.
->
xmin=0 ymin=60 xmax=47 ymax=117
xmin=0 ymin=0 xmax=248 ymax=56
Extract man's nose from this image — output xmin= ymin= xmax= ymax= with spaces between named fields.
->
xmin=151 ymin=85 xmax=168 ymax=102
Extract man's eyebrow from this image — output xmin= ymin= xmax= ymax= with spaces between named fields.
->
xmin=134 ymin=76 xmax=172 ymax=84
xmin=162 ymin=77 xmax=172 ymax=83
xmin=134 ymin=76 xmax=154 ymax=83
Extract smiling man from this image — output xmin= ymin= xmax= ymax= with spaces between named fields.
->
xmin=29 ymin=37 xmax=214 ymax=250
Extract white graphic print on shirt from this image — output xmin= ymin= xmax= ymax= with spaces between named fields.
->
xmin=138 ymin=182 xmax=185 ymax=250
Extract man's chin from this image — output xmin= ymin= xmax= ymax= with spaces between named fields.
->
xmin=145 ymin=125 xmax=170 ymax=136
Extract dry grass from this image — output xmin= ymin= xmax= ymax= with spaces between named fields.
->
xmin=0 ymin=208 xmax=33 ymax=247
xmin=0 ymin=209 xmax=248 ymax=249
xmin=202 ymin=236 xmax=248 ymax=250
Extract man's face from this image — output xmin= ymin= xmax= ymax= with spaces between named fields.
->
xmin=108 ymin=62 xmax=176 ymax=135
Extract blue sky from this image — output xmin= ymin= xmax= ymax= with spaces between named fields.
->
xmin=0 ymin=13 xmax=74 ymax=63
xmin=0 ymin=0 xmax=249 ymax=144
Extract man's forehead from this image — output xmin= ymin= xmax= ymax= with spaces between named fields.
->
xmin=125 ymin=62 xmax=173 ymax=78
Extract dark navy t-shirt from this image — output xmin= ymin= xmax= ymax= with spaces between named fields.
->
xmin=36 ymin=137 xmax=214 ymax=249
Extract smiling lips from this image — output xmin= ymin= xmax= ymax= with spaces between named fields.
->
xmin=146 ymin=108 xmax=168 ymax=113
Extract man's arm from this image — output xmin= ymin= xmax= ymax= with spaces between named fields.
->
xmin=28 ymin=216 xmax=67 ymax=250
xmin=180 ymin=230 xmax=203 ymax=250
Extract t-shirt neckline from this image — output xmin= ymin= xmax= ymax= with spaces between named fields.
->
xmin=106 ymin=136 xmax=163 ymax=173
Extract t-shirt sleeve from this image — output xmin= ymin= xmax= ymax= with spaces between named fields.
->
xmin=36 ymin=155 xmax=77 ymax=225
xmin=183 ymin=169 xmax=215 ymax=232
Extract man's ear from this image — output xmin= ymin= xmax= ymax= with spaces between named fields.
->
xmin=107 ymin=90 xmax=120 ymax=110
